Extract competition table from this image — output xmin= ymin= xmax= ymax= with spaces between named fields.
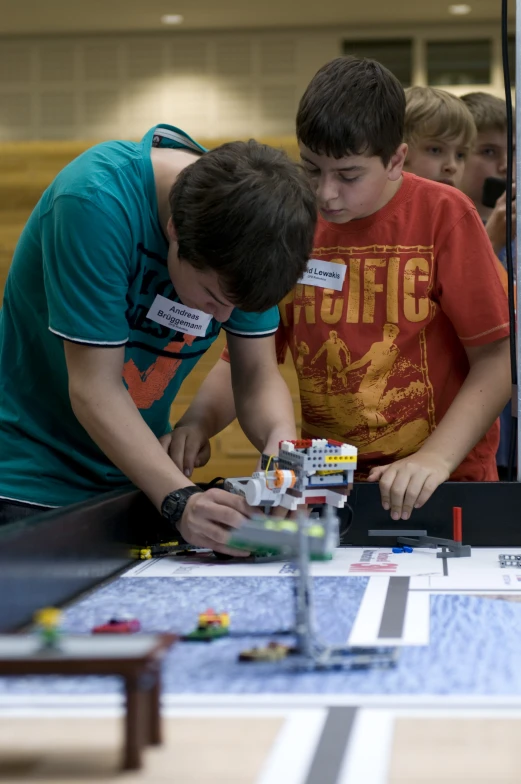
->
xmin=1 ymin=482 xmax=521 ymax=782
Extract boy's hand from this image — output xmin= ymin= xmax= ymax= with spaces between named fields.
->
xmin=161 ymin=425 xmax=212 ymax=478
xmin=486 ymin=188 xmax=516 ymax=255
xmin=367 ymin=453 xmax=451 ymax=520
xmin=178 ymin=488 xmax=253 ymax=556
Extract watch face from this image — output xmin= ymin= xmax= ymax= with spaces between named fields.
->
xmin=162 ymin=488 xmax=201 ymax=522
xmin=164 ymin=493 xmax=181 ymax=518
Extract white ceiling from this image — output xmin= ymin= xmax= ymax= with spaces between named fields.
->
xmin=0 ymin=0 xmax=513 ymax=36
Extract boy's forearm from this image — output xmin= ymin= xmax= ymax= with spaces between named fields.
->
xmin=175 ymin=358 xmax=237 ymax=438
xmin=70 ymin=384 xmax=193 ymax=510
xmin=417 ymin=338 xmax=511 ymax=473
xmin=233 ymin=369 xmax=297 ymax=454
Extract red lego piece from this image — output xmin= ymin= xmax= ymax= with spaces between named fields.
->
xmin=279 ymin=438 xmax=313 ymax=449
xmin=92 ymin=618 xmax=141 ymax=634
xmin=327 ymin=439 xmax=344 ymax=446
xmin=453 ymin=507 xmax=462 ymax=543
xmin=304 ymin=496 xmax=326 ymax=504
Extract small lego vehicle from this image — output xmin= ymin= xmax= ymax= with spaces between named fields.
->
xmin=238 ymin=641 xmax=293 ymax=662
xmin=92 ymin=617 xmax=141 ymax=634
xmin=182 ymin=609 xmax=230 ymax=641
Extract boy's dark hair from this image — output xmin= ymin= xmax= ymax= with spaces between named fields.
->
xmin=461 ymin=92 xmax=508 ymax=134
xmin=169 ymin=140 xmax=316 ymax=312
xmin=296 ymin=56 xmax=405 ymax=165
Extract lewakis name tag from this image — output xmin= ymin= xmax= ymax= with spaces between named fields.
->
xmin=298 ymin=259 xmax=347 ymax=292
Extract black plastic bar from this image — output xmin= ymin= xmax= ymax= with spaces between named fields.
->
xmin=343 ymin=481 xmax=521 ymax=546
xmin=0 ymin=487 xmax=168 ymax=632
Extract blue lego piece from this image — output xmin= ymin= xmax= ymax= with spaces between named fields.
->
xmin=392 ymin=547 xmax=404 ymax=554
xmin=403 ymin=546 xmax=413 ymax=553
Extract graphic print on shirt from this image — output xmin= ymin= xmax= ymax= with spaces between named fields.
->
xmin=123 ymin=331 xmax=196 ymax=409
xmin=122 ymin=243 xmax=217 ymax=412
xmin=279 ymin=245 xmax=437 ymax=462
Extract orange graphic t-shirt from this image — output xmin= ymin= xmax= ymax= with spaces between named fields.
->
xmin=280 ymin=173 xmax=510 ymax=481
xmin=222 ymin=174 xmax=510 ymax=480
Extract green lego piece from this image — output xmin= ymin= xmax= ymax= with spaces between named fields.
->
xmin=182 ymin=627 xmax=230 ymax=642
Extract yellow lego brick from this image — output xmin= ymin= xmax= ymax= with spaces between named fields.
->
xmin=324 ymin=455 xmax=357 ymax=463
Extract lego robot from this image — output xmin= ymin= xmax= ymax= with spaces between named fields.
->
xmin=224 ymin=438 xmax=357 ymax=511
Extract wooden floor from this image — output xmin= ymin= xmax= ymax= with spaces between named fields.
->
xmin=388 ymin=717 xmax=521 ymax=783
xmin=0 ymin=715 xmax=520 ymax=783
xmin=0 ymin=142 xmax=301 ymax=482
xmin=0 ymin=716 xmax=283 ymax=783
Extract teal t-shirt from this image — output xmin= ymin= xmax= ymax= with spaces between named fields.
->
xmin=0 ymin=124 xmax=279 ymax=507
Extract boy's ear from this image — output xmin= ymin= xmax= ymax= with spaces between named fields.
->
xmin=167 ymin=217 xmax=177 ymax=242
xmin=387 ymin=143 xmax=408 ymax=181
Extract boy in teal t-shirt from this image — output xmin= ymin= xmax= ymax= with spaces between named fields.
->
xmin=0 ymin=124 xmax=316 ymax=555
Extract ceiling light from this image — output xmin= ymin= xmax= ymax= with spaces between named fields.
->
xmin=161 ymin=14 xmax=184 ymax=24
xmin=448 ymin=4 xmax=471 ymax=14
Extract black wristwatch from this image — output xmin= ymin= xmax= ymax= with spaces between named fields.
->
xmin=160 ymin=486 xmax=204 ymax=529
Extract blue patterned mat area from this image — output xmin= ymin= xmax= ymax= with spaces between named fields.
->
xmin=1 ymin=577 xmax=521 ymax=696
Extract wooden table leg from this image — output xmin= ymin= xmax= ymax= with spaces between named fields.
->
xmin=123 ymin=674 xmax=144 ymax=770
xmin=148 ymin=669 xmax=162 ymax=746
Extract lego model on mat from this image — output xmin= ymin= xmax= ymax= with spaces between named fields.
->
xmin=231 ymin=507 xmax=397 ymax=671
xmin=182 ymin=609 xmax=230 ymax=641
xmin=224 ymin=438 xmax=357 ymax=511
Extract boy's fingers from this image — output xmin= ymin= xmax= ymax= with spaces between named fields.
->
xmin=368 ymin=466 xmax=385 ymax=482
xmin=401 ymin=471 xmax=430 ymax=519
xmin=194 ymin=442 xmax=212 ymax=469
xmin=378 ymin=466 xmax=398 ymax=511
xmin=159 ymin=433 xmax=172 ymax=452
xmin=385 ymin=466 xmax=414 ymax=520
xmin=414 ymin=474 xmax=441 ymax=509
xmin=184 ymin=432 xmax=208 ymax=475
xmin=206 ymin=488 xmax=255 ymax=520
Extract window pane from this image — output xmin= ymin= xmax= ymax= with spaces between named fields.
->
xmin=342 ymin=39 xmax=412 ymax=86
xmin=427 ymin=40 xmax=491 ymax=85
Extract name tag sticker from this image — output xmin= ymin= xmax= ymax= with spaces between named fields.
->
xmin=147 ymin=295 xmax=211 ymax=336
xmin=298 ymin=259 xmax=347 ymax=291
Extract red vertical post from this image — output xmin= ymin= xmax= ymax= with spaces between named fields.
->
xmin=453 ymin=506 xmax=462 ymax=543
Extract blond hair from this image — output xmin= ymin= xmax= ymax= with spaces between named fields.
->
xmin=404 ymin=86 xmax=476 ymax=149
xmin=461 ymin=91 xmax=507 ymax=133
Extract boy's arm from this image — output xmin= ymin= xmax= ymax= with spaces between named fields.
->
xmin=227 ymin=332 xmax=297 ymax=453
xmin=64 ymin=342 xmax=253 ymax=556
xmin=368 ymin=337 xmax=511 ymax=520
xmin=168 ymin=357 xmax=237 ymax=476
xmin=170 ymin=329 xmax=292 ymax=476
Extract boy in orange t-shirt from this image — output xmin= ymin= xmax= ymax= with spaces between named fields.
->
xmin=171 ymin=57 xmax=511 ymax=522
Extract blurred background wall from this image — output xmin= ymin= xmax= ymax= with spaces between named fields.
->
xmin=0 ymin=21 xmax=514 ymax=143
xmin=0 ymin=0 xmax=515 ymax=479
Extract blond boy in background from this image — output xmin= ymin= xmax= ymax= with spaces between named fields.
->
xmin=403 ymin=86 xmax=476 ymax=189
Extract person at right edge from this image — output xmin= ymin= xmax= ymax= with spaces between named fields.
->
xmin=461 ymin=92 xmax=516 ymax=477
xmin=172 ymin=57 xmax=511 ymax=525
